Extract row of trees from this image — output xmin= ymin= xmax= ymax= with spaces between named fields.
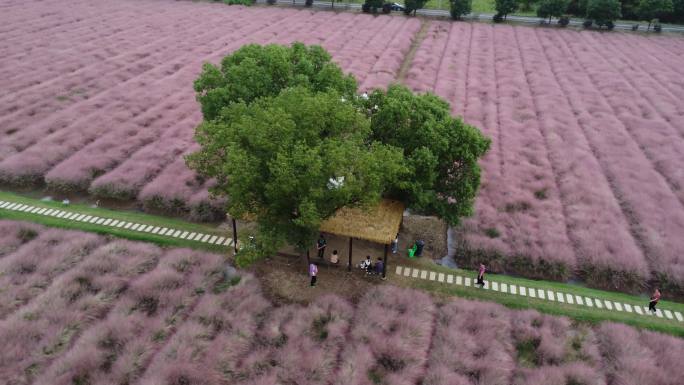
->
xmin=189 ymin=43 xmax=490 ymax=262
xmin=446 ymin=0 xmax=673 ymax=29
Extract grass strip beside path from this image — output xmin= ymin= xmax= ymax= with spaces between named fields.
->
xmin=0 ymin=191 xmax=230 ymax=253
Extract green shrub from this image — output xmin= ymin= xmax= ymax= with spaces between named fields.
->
xmin=484 ymin=227 xmax=500 ymax=238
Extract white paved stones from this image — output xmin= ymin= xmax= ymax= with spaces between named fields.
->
xmin=456 ymin=276 xmax=463 ymax=285
xmin=595 ymin=300 xmax=603 ymax=309
xmin=510 ymin=284 xmax=516 ymax=295
xmin=438 ymin=273 xmax=445 ymax=282
xmin=180 ymin=232 xmax=189 ymax=239
xmin=223 ymin=238 xmax=233 ymax=246
xmin=395 ymin=266 xmax=402 ymax=275
xmin=411 ymin=269 xmax=419 ymax=278
xmin=490 ymin=281 xmax=498 ymax=291
xmin=483 ymin=280 xmax=489 ymax=289
xmin=547 ymin=291 xmax=555 ymax=301
xmin=575 ymin=295 xmax=583 ymax=305
xmin=151 ymin=227 xmax=161 ymax=234
xmin=465 ymin=277 xmax=471 ymax=286
xmin=124 ymin=222 xmax=133 ymax=229
xmin=566 ymin=294 xmax=574 ymax=304
xmin=116 ymin=221 xmax=126 ymax=228
xmin=538 ymin=289 xmax=545 ymax=299
xmin=557 ymin=292 xmax=564 ymax=302
xmin=174 ymin=230 xmax=183 ymax=238
xmin=102 ymin=218 xmax=112 ymax=226
xmin=193 ymin=233 xmax=203 ymax=241
xmin=209 ymin=235 xmax=218 ymax=244
xmin=519 ymin=286 xmax=526 ymax=296
xmin=501 ymin=283 xmax=508 ymax=293
xmin=130 ymin=224 xmax=140 ymax=231
xmin=584 ymin=297 xmax=593 ymax=307
xmin=529 ymin=288 xmax=536 ymax=298
xmin=201 ymin=234 xmax=211 ymax=242
xmin=420 ymin=270 xmax=428 ymax=280
xmin=664 ymin=310 xmax=673 ymax=320
xmin=614 ymin=302 xmax=623 ymax=312
xmin=38 ymin=208 xmax=48 ymax=214
xmin=0 ymin=202 xmax=9 ymax=208
xmin=109 ymin=220 xmax=119 ymax=226
xmin=429 ymin=271 xmax=436 ymax=281
xmin=624 ymin=304 xmax=633 ymax=313
xmin=447 ymin=274 xmax=453 ymax=284
xmin=404 ymin=267 xmax=411 ymax=277
xmin=634 ymin=305 xmax=643 ymax=315
xmin=675 ymin=312 xmax=683 ymax=322
xmin=655 ymin=309 xmax=664 ymax=318
xmin=604 ymin=301 xmax=613 ymax=310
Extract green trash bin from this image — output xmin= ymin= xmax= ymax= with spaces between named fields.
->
xmin=407 ymin=243 xmax=418 ymax=258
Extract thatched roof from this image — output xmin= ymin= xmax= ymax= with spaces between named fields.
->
xmin=319 ymin=199 xmax=404 ymax=244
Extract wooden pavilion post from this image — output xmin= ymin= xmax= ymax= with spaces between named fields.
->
xmin=348 ymin=237 xmax=353 ymax=271
xmin=232 ymin=218 xmax=238 ymax=255
xmin=382 ymin=243 xmax=388 ymax=279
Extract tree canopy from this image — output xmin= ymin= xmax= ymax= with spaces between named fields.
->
xmin=187 ymin=87 xmax=406 ymax=254
xmin=450 ymin=0 xmax=473 ymax=19
xmin=495 ymin=0 xmax=519 ymax=17
xmin=188 ymin=43 xmax=490 ymax=261
xmin=405 ymin=0 xmax=429 ymax=15
xmin=363 ymin=85 xmax=491 ymax=225
xmin=193 ymin=42 xmax=357 ymax=121
xmin=586 ymin=0 xmax=622 ymax=26
xmin=637 ymin=0 xmax=674 ymax=22
xmin=537 ymin=0 xmax=570 ymax=21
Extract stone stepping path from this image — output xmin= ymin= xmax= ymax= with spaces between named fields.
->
xmin=0 ymin=199 xmax=232 ymax=248
xmin=395 ymin=265 xmax=684 ymax=323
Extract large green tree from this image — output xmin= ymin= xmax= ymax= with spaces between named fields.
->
xmin=362 ymin=85 xmax=491 ymax=226
xmin=537 ymin=0 xmax=570 ymax=22
xmin=187 ymin=87 xmax=406 ymax=256
xmin=193 ymin=42 xmax=357 ymax=121
xmin=189 ymin=43 xmax=490 ymax=263
xmin=586 ymin=0 xmax=622 ymax=26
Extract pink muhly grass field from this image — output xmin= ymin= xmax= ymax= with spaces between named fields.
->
xmin=3 ymin=0 xmax=684 ymax=293
xmin=0 ymin=220 xmax=42 ymax=259
xmin=0 ymin=221 xmax=684 ymax=384
xmin=0 ymin=228 xmax=103 ymax=319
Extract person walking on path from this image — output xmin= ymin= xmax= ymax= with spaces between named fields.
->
xmin=476 ymin=263 xmax=486 ymax=287
xmin=649 ymin=288 xmax=661 ymax=313
xmin=309 ymin=262 xmax=318 ymax=287
xmin=316 ymin=234 xmax=327 ymax=259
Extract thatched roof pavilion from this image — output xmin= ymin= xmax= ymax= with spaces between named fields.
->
xmin=319 ymin=199 xmax=404 ymax=277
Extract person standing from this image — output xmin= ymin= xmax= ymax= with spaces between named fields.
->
xmin=391 ymin=234 xmax=399 ymax=254
xmin=648 ymin=288 xmax=661 ymax=313
xmin=309 ymin=262 xmax=318 ymax=287
xmin=476 ymin=263 xmax=486 ymax=287
xmin=316 ymin=234 xmax=327 ymax=259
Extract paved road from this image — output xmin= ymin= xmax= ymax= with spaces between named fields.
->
xmin=259 ymin=0 xmax=684 ymax=33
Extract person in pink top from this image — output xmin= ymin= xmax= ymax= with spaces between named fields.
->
xmin=309 ymin=262 xmax=318 ymax=287
xmin=648 ymin=288 xmax=661 ymax=313
xmin=477 ymin=263 xmax=486 ymax=287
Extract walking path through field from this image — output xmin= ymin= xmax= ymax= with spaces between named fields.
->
xmin=0 ymin=197 xmax=233 ymax=247
xmin=1 ymin=191 xmax=683 ymax=331
xmin=395 ymin=265 xmax=684 ymax=323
